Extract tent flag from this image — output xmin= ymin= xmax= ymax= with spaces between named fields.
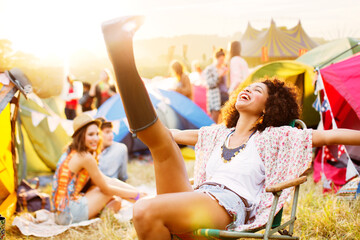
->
xmin=338 ymin=145 xmax=346 ymax=158
xmin=331 ymin=118 xmax=338 ymax=129
xmin=30 ymin=108 xmax=72 ymax=135
xmin=312 ymin=97 xmax=321 ymax=112
xmin=31 ymin=111 xmax=45 ymax=127
xmin=60 ymin=119 xmax=73 ymax=136
xmin=321 ymin=98 xmax=330 ymax=112
xmin=314 ymin=68 xmax=324 ymax=94
xmin=321 ymin=172 xmax=332 ymax=190
xmin=346 ymin=159 xmax=360 ymax=181
xmin=112 ymin=119 xmax=121 ymax=135
xmin=47 ymin=115 xmax=60 ymax=132
xmin=122 ymin=117 xmax=130 ymax=131
xmin=323 ymin=145 xmax=336 ymax=162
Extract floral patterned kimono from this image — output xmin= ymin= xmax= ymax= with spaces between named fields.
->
xmin=194 ymin=124 xmax=313 ymax=231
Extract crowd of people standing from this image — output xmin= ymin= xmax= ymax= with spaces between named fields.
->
xmin=61 ymin=40 xmax=249 ymax=123
xmin=61 ymin=69 xmax=116 ymax=120
xmin=169 ymin=40 xmax=249 ymax=123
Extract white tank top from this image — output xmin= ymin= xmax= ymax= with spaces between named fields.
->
xmin=205 ymin=135 xmax=265 ymax=217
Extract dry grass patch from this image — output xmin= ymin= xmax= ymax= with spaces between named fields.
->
xmin=5 ymin=158 xmax=360 ymax=239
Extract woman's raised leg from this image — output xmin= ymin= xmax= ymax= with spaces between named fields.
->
xmin=102 ymin=16 xmax=192 ymax=194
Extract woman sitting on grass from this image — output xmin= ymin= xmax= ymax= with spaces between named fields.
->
xmin=52 ymin=113 xmax=146 ymax=225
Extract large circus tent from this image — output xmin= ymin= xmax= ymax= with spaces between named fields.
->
xmin=241 ymin=20 xmax=318 ymax=67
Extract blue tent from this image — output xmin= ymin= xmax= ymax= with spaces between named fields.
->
xmin=96 ymin=86 xmax=213 ymax=152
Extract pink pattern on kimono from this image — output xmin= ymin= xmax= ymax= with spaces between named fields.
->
xmin=194 ymin=124 xmax=312 ymax=231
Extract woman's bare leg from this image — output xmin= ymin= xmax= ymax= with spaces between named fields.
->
xmin=102 ymin=16 xmax=192 ymax=194
xmin=137 ymin=120 xmax=193 ymax=194
xmin=104 ymin=196 xmax=122 ymax=213
xmin=85 ymin=186 xmax=114 ymax=219
xmin=133 ymin=191 xmax=232 ymax=240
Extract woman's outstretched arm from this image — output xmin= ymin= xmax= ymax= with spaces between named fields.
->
xmin=312 ymin=129 xmax=360 ymax=147
xmin=170 ymin=129 xmax=199 ymax=146
xmin=77 ymin=153 xmax=140 ymax=199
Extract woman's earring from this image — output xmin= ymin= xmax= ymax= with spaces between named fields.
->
xmin=258 ymin=115 xmax=264 ymax=124
xmin=253 ymin=114 xmax=264 ymax=128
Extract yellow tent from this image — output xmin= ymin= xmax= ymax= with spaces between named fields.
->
xmin=0 ymin=100 xmax=17 ymax=219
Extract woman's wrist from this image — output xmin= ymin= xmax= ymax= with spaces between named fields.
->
xmin=131 ymin=192 xmax=140 ymax=201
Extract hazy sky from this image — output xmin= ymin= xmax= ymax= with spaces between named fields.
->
xmin=0 ymin=0 xmax=359 ymax=57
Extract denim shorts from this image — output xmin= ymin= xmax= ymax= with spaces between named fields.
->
xmin=195 ymin=184 xmax=247 ymax=229
xmin=55 ymin=197 xmax=89 ymax=225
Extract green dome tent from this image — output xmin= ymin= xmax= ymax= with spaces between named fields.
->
xmin=297 ymin=37 xmax=360 ymax=68
xmin=240 ymin=60 xmax=319 ymax=127
xmin=17 ymin=95 xmax=71 ymax=177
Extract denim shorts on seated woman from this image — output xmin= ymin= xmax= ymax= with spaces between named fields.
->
xmin=194 ymin=184 xmax=247 ymax=230
xmin=55 ymin=196 xmax=89 ymax=225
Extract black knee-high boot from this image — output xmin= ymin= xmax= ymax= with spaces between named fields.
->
xmin=102 ymin=16 xmax=157 ymax=135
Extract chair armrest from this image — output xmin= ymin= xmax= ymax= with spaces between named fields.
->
xmin=265 ymin=176 xmax=307 ymax=193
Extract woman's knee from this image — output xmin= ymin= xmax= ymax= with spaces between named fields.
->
xmin=106 ymin=196 xmax=122 ymax=212
xmin=133 ymin=198 xmax=158 ymax=228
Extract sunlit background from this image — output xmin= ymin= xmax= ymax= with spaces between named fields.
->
xmin=0 ymin=0 xmax=359 ymax=97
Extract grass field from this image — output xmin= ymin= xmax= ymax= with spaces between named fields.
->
xmin=5 ymin=158 xmax=360 ymax=240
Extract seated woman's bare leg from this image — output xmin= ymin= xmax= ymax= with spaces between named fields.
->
xmin=133 ymin=191 xmax=232 ymax=240
xmin=104 ymin=196 xmax=122 ymax=213
xmin=85 ymin=186 xmax=115 ymax=219
xmin=102 ymin=16 xmax=192 ymax=194
xmin=137 ymin=120 xmax=193 ymax=194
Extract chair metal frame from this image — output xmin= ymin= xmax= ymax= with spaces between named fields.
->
xmin=190 ymin=176 xmax=307 ymax=240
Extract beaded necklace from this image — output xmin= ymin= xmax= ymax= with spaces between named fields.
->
xmin=221 ymin=130 xmax=256 ymax=163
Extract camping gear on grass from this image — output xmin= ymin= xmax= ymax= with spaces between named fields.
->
xmin=16 ymin=179 xmax=51 ymax=212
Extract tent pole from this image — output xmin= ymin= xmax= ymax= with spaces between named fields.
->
xmin=10 ymin=92 xmax=20 ymax=190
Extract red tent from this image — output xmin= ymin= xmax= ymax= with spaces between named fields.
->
xmin=314 ymin=54 xmax=360 ymax=192
xmin=192 ymin=85 xmax=208 ymax=115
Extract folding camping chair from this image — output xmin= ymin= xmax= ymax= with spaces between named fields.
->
xmin=174 ymin=119 xmax=308 ymax=240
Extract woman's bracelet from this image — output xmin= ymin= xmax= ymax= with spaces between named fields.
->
xmin=132 ymin=192 xmax=140 ymax=201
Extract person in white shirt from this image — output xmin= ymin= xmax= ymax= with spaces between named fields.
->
xmin=227 ymin=41 xmax=249 ymax=95
xmin=61 ymin=74 xmax=83 ymax=120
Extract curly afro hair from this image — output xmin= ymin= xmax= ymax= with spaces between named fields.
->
xmin=222 ymin=78 xmax=300 ymax=132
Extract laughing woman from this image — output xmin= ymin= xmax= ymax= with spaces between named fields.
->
xmin=101 ymin=16 xmax=360 ymax=240
xmin=52 ymin=113 xmax=146 ymax=225
xmin=133 ymin=79 xmax=360 ymax=239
